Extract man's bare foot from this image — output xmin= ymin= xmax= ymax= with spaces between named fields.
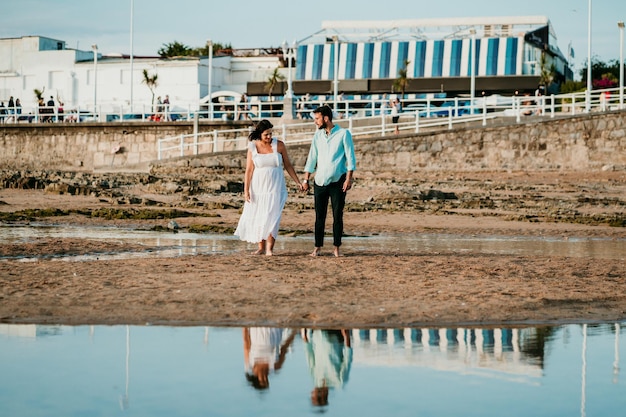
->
xmin=310 ymin=248 xmax=322 ymax=257
xmin=333 ymin=247 xmax=342 ymax=257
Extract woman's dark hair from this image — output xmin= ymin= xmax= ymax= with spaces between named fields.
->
xmin=248 ymin=119 xmax=273 ymax=141
xmin=313 ymin=105 xmax=333 ymax=121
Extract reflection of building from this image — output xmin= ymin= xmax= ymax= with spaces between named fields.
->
xmin=0 ymin=324 xmax=63 ymax=338
xmin=351 ymin=328 xmax=548 ymax=382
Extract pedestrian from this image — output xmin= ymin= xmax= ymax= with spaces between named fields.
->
xmin=234 ymin=119 xmax=303 ymax=256
xmin=162 ymin=95 xmax=170 ymax=121
xmin=301 ymin=105 xmax=357 ymax=257
xmin=390 ymin=98 xmax=400 ymax=134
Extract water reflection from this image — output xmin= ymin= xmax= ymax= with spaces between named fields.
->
xmin=1 ymin=224 xmax=624 ymax=260
xmin=1 ymin=323 xmax=625 ymax=416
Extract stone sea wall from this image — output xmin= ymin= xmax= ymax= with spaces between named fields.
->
xmin=1 ymin=112 xmax=624 ymax=174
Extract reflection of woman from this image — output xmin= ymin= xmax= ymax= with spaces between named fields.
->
xmin=234 ymin=119 xmax=303 ymax=255
xmin=243 ymin=327 xmax=296 ymax=390
xmin=302 ymin=329 xmax=352 ymax=407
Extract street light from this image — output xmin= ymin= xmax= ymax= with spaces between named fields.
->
xmin=92 ymin=44 xmax=98 ymax=119
xmin=333 ymin=35 xmax=339 ymax=111
xmin=207 ymin=39 xmax=213 ymax=120
xmin=129 ymin=0 xmax=134 ymax=113
xmin=469 ymin=28 xmax=476 ymax=114
xmin=281 ymin=40 xmax=296 ymax=98
xmin=619 ymin=21 xmax=624 ymax=109
xmin=586 ymin=0 xmax=592 ymax=113
xmin=281 ymin=40 xmax=297 ymax=120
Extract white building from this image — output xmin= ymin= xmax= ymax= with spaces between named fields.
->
xmin=0 ymin=35 xmax=284 ymax=118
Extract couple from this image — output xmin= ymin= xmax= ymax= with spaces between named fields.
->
xmin=234 ymin=105 xmax=357 ymax=257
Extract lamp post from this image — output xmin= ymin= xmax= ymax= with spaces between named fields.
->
xmin=129 ymin=0 xmax=134 ymax=113
xmin=586 ymin=0 xmax=592 ymax=113
xmin=207 ymin=39 xmax=213 ymax=120
xmin=619 ymin=21 xmax=624 ymax=109
xmin=281 ymin=40 xmax=296 ymax=98
xmin=470 ymin=28 xmax=476 ymax=114
xmin=333 ymin=35 xmax=339 ymax=112
xmin=281 ymin=40 xmax=297 ymax=119
xmin=92 ymin=44 xmax=98 ymax=119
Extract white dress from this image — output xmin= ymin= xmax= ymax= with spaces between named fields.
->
xmin=234 ymin=139 xmax=287 ymax=243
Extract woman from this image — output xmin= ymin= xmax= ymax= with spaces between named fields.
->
xmin=234 ymin=119 xmax=303 ymax=255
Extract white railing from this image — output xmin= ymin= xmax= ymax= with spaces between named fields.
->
xmin=155 ymin=87 xmax=625 ymax=161
xmin=2 ymin=87 xmax=623 ymax=128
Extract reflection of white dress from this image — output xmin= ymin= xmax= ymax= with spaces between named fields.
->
xmin=234 ymin=139 xmax=287 ymax=243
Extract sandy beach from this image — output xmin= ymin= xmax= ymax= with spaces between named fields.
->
xmin=0 ymin=169 xmax=625 ymax=328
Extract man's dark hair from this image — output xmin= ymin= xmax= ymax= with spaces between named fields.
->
xmin=313 ymin=105 xmax=333 ymax=122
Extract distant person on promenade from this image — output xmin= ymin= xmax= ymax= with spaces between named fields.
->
xmin=46 ymin=96 xmax=55 ymax=122
xmin=301 ymin=105 xmax=356 ymax=257
xmin=390 ymin=98 xmax=400 ymax=134
xmin=234 ymin=119 xmax=303 ymax=256
xmin=163 ymin=95 xmax=170 ymax=121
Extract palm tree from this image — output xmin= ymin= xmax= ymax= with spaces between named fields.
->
xmin=142 ymin=69 xmax=159 ymax=109
xmin=538 ymin=52 xmax=555 ymax=91
xmin=393 ymin=60 xmax=410 ymax=100
xmin=265 ymin=67 xmax=285 ymax=112
xmin=33 ymin=87 xmax=44 ymax=101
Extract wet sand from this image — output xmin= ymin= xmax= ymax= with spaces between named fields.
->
xmin=0 ymin=170 xmax=625 ymax=328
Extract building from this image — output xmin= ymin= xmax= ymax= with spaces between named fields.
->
xmin=0 ymin=16 xmax=572 ymax=118
xmin=249 ymin=16 xmax=573 ymax=98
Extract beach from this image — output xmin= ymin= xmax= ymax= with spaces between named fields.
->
xmin=0 ymin=169 xmax=625 ymax=328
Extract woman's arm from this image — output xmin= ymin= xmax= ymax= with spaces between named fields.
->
xmin=243 ymin=149 xmax=255 ymax=202
xmin=278 ymin=141 xmax=303 ymax=191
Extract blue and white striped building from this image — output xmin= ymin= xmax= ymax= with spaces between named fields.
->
xmin=247 ymin=16 xmax=572 ymax=97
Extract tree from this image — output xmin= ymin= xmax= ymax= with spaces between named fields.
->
xmin=33 ymin=87 xmax=45 ymax=101
xmin=157 ymin=40 xmax=233 ymax=58
xmin=265 ymin=67 xmax=285 ymax=110
xmin=393 ymin=60 xmax=410 ymax=99
xmin=142 ymin=69 xmax=158 ymax=107
xmin=538 ymin=51 xmax=555 ymax=90
xmin=579 ymin=58 xmax=622 ymax=89
xmin=158 ymin=41 xmax=192 ymax=58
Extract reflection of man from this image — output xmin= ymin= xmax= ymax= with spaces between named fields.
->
xmin=302 ymin=329 xmax=352 ymax=407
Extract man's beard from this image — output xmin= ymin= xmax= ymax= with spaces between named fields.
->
xmin=317 ymin=121 xmax=327 ymax=130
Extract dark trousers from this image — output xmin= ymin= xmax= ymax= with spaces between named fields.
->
xmin=313 ymin=175 xmax=346 ymax=248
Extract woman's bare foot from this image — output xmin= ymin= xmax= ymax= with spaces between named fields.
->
xmin=310 ymin=248 xmax=322 ymax=257
xmin=265 ymin=250 xmax=273 ymax=256
xmin=252 ymin=249 xmax=264 ymax=255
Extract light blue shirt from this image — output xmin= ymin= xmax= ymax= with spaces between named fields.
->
xmin=304 ymin=124 xmax=356 ymax=186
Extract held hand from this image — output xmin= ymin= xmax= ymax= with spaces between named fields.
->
xmin=342 ymin=178 xmax=353 ymax=192
xmin=302 ymin=182 xmax=310 ymax=193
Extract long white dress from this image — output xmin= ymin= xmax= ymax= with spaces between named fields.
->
xmin=234 ymin=139 xmax=287 ymax=243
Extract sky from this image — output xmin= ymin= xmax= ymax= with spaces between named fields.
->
xmin=2 ymin=0 xmax=625 ymax=78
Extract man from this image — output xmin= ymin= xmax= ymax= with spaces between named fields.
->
xmin=301 ymin=105 xmax=356 ymax=257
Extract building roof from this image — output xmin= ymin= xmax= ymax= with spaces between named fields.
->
xmin=300 ymin=16 xmax=554 ymax=44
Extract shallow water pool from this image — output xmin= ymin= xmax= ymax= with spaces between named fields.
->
xmin=1 ymin=322 xmax=624 ymax=416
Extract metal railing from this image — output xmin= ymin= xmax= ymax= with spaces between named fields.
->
xmin=155 ymin=87 xmax=625 ymax=161
xmin=2 ymin=87 xmax=623 ymax=126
